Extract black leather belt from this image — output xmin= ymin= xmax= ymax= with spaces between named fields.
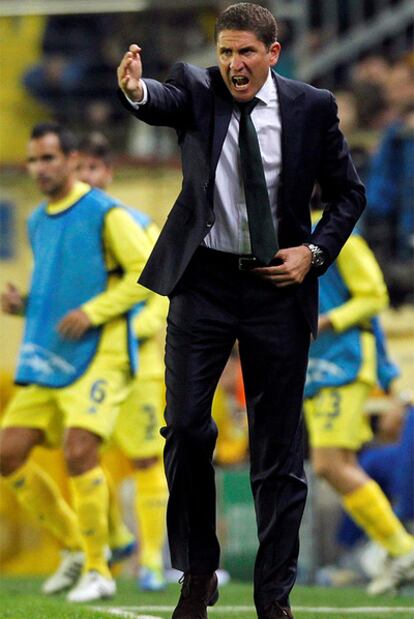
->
xmin=197 ymin=246 xmax=264 ymax=270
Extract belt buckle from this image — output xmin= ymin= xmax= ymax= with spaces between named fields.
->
xmin=238 ymin=256 xmax=258 ymax=271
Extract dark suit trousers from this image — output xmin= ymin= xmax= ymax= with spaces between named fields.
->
xmin=162 ymin=247 xmax=310 ymax=610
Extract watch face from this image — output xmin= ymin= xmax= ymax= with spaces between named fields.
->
xmin=308 ymin=244 xmax=324 ymax=266
xmin=314 ymin=248 xmax=325 ymax=266
xmin=304 ymin=243 xmax=325 ymax=266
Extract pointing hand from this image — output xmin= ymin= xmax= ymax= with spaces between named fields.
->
xmin=117 ymin=44 xmax=144 ymax=102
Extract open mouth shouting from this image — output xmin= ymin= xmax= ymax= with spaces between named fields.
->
xmin=231 ymin=75 xmax=250 ymax=91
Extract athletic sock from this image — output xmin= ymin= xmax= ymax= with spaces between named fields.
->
xmin=133 ymin=459 xmax=167 ymax=570
xmin=343 ymin=479 xmax=414 ymax=557
xmin=70 ymin=466 xmax=111 ymax=577
xmin=5 ymin=460 xmax=82 ymax=550
xmin=104 ymin=464 xmax=135 ymax=550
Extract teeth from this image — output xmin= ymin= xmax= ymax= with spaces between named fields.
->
xmin=232 ymin=76 xmax=248 ymax=86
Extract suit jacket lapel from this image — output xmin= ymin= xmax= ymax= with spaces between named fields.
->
xmin=210 ymin=69 xmax=233 ymax=175
xmin=275 ymin=72 xmax=305 ymax=207
xmin=211 ymin=97 xmax=233 ymax=174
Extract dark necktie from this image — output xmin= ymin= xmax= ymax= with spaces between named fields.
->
xmin=238 ymin=98 xmax=279 ymax=264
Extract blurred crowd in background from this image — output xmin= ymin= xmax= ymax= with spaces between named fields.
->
xmin=19 ymin=1 xmax=414 ymax=306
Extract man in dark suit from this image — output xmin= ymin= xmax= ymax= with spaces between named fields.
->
xmin=117 ymin=4 xmax=365 ymax=618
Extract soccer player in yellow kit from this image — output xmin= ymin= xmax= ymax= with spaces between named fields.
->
xmin=304 ymin=209 xmax=414 ymax=595
xmin=77 ymin=132 xmax=169 ymax=591
xmin=0 ymin=122 xmax=153 ymax=602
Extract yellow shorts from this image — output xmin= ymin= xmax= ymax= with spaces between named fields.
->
xmin=1 ymin=355 xmax=131 ymax=447
xmin=304 ymin=381 xmax=373 ymax=450
xmin=111 ymin=376 xmax=165 ymax=459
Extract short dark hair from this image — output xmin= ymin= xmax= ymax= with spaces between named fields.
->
xmin=215 ymin=3 xmax=278 ymax=48
xmin=30 ymin=122 xmax=77 ymax=154
xmin=78 ymin=132 xmax=112 ymax=165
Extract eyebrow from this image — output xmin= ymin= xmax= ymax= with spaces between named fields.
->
xmin=219 ymin=45 xmax=257 ymax=53
xmin=27 ymin=154 xmax=56 ymax=163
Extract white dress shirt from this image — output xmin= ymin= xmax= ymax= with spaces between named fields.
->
xmin=206 ymin=70 xmax=281 ymax=254
xmin=127 ymin=69 xmax=282 ymax=255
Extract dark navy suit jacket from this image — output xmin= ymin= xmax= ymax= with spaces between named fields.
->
xmin=119 ymin=63 xmax=366 ymax=337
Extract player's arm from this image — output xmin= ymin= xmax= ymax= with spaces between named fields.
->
xmin=134 ymin=292 xmax=169 ymax=342
xmin=81 ymin=207 xmax=153 ymax=326
xmin=322 ymin=235 xmax=389 ymax=333
xmin=133 ymin=222 xmax=168 ymax=341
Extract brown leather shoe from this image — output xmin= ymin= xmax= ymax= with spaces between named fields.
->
xmin=262 ymin=601 xmax=294 ymax=618
xmin=171 ymin=572 xmax=219 ymax=619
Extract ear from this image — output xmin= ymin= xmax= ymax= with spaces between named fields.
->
xmin=68 ymin=150 xmax=80 ymax=171
xmin=269 ymin=42 xmax=281 ymax=67
xmin=106 ymin=165 xmax=114 ymax=186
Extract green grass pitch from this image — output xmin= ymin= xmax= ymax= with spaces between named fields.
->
xmin=1 ymin=577 xmax=413 ymax=619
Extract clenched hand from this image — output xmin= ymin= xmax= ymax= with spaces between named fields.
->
xmin=58 ymin=309 xmax=92 ymax=340
xmin=253 ymin=245 xmax=313 ymax=287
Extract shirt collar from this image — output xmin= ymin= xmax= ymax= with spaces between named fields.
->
xmin=46 ymin=181 xmax=91 ymax=214
xmin=255 ymin=70 xmax=277 ymax=106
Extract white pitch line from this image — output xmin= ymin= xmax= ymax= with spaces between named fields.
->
xmin=93 ymin=609 xmax=163 ymax=619
xmin=93 ymin=604 xmax=414 ymax=616
xmin=294 ymin=608 xmax=414 ymax=614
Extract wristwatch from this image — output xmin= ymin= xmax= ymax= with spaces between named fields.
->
xmin=303 ymin=243 xmax=326 ymax=267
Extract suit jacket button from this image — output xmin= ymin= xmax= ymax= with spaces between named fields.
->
xmin=206 ymin=221 xmax=213 ymax=228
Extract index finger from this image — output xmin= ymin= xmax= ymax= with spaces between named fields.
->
xmin=252 ymin=263 xmax=286 ymax=274
xmin=129 ymin=44 xmax=142 ymax=54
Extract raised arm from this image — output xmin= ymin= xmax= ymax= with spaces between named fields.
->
xmin=117 ymin=41 xmax=191 ymax=129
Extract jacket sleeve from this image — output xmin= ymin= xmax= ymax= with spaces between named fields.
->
xmin=311 ymin=93 xmax=367 ymax=271
xmin=117 ymin=62 xmax=192 ymax=129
